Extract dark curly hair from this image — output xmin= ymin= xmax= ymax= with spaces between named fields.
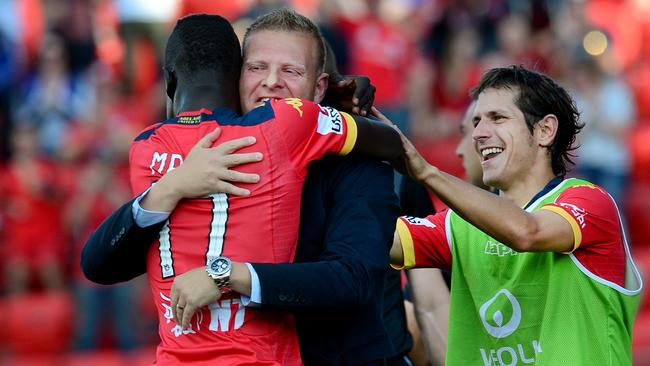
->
xmin=164 ymin=14 xmax=242 ymax=82
xmin=470 ymin=65 xmax=584 ymax=177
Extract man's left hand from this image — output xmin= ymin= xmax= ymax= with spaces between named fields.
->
xmin=170 ymin=267 xmax=221 ymax=330
xmin=324 ymin=74 xmax=375 ymax=116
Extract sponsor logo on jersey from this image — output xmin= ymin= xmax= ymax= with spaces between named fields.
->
xmin=317 ymin=106 xmax=343 ymax=135
xmin=479 ymin=340 xmax=542 ymax=366
xmin=479 ymin=289 xmax=521 ymax=338
xmin=484 ymin=240 xmax=518 ymax=257
xmin=177 ymin=115 xmax=202 ymax=124
xmin=478 ymin=290 xmax=542 ymax=364
xmin=558 ymin=202 xmax=587 ymax=229
xmin=285 ymin=98 xmax=303 ymax=117
xmin=403 ymin=216 xmax=436 ymax=228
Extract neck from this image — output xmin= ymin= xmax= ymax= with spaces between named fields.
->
xmin=500 ymin=166 xmax=557 ymax=208
xmin=174 ymin=82 xmax=239 ymax=115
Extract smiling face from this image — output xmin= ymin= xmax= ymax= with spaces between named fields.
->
xmin=240 ymin=30 xmax=328 ymax=113
xmin=471 ymin=88 xmax=542 ymax=191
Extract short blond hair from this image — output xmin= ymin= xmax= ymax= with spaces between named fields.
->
xmin=243 ymin=8 xmax=325 ymax=75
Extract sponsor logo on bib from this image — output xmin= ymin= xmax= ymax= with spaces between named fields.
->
xmin=479 ymin=289 xmax=521 ymax=338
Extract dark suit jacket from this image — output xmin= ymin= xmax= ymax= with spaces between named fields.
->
xmin=81 ymin=155 xmax=410 ymax=365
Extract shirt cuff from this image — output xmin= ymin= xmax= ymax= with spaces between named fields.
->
xmin=246 ymin=263 xmax=262 ymax=307
xmin=132 ymin=188 xmax=171 ymax=227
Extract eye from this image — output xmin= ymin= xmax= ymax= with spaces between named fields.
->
xmin=247 ymin=64 xmax=264 ymax=72
xmin=283 ymin=67 xmax=304 ymax=76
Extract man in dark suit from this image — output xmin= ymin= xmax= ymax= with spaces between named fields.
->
xmin=82 ymin=9 xmax=412 ymax=365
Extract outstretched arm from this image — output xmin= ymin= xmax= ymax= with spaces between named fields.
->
xmin=374 ymin=109 xmax=575 ymax=254
xmin=351 ymin=115 xmax=407 ymax=173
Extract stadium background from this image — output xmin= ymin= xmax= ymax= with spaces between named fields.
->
xmin=0 ymin=0 xmax=649 ymax=364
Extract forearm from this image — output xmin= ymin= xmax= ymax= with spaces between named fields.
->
xmin=409 ymin=269 xmax=449 ymax=366
xmin=251 ymin=258 xmax=381 ymax=309
xmin=81 ymin=198 xmax=162 ymax=284
xmin=140 ymin=173 xmax=183 ymax=212
xmin=419 ymin=167 xmax=540 ymax=251
xmin=229 ymin=262 xmax=252 ymax=297
xmin=353 ymin=117 xmax=405 ymax=168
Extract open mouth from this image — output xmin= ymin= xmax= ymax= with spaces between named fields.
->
xmin=480 ymin=147 xmax=504 ymax=162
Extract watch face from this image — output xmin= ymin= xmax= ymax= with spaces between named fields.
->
xmin=210 ymin=257 xmax=231 ymax=276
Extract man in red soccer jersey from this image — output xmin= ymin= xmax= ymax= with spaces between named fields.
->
xmin=83 ymin=9 xmax=415 ymax=365
xmin=111 ymin=13 xmax=405 ymax=365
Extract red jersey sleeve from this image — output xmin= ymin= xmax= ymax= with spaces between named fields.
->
xmin=394 ymin=210 xmax=452 ymax=271
xmin=540 ymin=184 xmax=626 ymax=286
xmin=128 ymin=124 xmax=165 ymax=197
xmin=270 ymin=98 xmax=357 ymax=171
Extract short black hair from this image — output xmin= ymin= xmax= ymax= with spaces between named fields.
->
xmin=165 ymin=14 xmax=242 ymax=81
xmin=470 ymin=65 xmax=583 ymax=177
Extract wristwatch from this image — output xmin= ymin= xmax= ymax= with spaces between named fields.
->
xmin=206 ymin=256 xmax=232 ymax=294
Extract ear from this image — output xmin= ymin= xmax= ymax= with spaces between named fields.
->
xmin=164 ymin=67 xmax=177 ymax=100
xmin=535 ymin=114 xmax=559 ymax=147
xmin=313 ymin=72 xmax=329 ymax=104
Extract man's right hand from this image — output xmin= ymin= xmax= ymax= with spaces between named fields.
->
xmin=140 ymin=127 xmax=263 ymax=212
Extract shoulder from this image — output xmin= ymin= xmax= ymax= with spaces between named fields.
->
xmin=541 ymin=180 xmax=621 ymax=242
xmin=227 ymin=103 xmax=275 ymax=126
xmin=555 ymin=181 xmax=617 ymax=215
xmin=133 ymin=122 xmax=163 ymax=142
xmin=269 ymin=97 xmax=331 ymax=121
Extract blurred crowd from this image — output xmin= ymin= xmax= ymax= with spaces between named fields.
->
xmin=1 ymin=0 xmax=649 ymax=363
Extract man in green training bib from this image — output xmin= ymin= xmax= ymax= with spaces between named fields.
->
xmin=386 ymin=65 xmax=643 ymax=365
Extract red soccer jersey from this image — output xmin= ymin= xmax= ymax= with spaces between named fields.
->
xmin=129 ymin=98 xmax=356 ymax=365
xmin=397 ymin=183 xmax=626 ymax=287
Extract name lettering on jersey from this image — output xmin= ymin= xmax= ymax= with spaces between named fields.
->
xmin=285 ymin=98 xmax=303 ymax=117
xmin=150 ymin=152 xmax=183 ymax=175
xmin=317 ymin=106 xmax=344 ymax=135
xmin=484 ymin=240 xmax=518 ymax=257
xmin=177 ymin=115 xmax=202 ymax=124
xmin=479 ymin=340 xmax=542 ymax=366
xmin=208 ymin=297 xmax=245 ymax=331
xmin=558 ymin=202 xmax=587 ymax=229
xmin=159 ymin=292 xmax=202 ymax=337
xmin=403 ymin=216 xmax=436 ymax=228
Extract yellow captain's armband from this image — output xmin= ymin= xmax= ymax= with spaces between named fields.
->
xmin=338 ymin=112 xmax=357 ymax=156
xmin=391 ymin=219 xmax=416 ymax=269
xmin=540 ymin=205 xmax=583 ymax=253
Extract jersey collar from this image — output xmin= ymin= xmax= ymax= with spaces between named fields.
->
xmin=523 ymin=176 xmax=563 ymax=210
xmin=177 ymin=108 xmax=212 ymax=117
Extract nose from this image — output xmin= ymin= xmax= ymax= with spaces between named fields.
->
xmin=472 ymin=118 xmax=489 ymax=143
xmin=262 ymin=68 xmax=282 ymax=90
xmin=455 ymin=138 xmax=465 ymax=158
